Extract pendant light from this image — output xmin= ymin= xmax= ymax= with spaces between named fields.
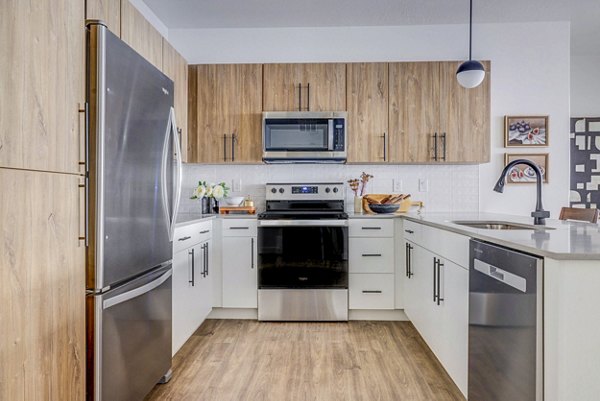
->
xmin=456 ymin=0 xmax=485 ymax=88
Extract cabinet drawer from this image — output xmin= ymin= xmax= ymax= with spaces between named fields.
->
xmin=174 ymin=220 xmax=213 ymax=253
xmin=222 ymin=219 xmax=258 ymax=237
xmin=349 ymin=274 xmax=395 ymax=309
xmin=349 ymin=238 xmax=394 ymax=273
xmin=197 ymin=221 xmax=213 ymax=243
xmin=402 ymin=219 xmax=422 ymax=244
xmin=349 ymin=219 xmax=394 ymax=237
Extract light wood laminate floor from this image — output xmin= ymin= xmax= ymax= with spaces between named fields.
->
xmin=145 ymin=320 xmax=464 ymax=401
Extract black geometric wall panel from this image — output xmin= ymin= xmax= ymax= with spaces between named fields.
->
xmin=570 ymin=117 xmax=600 ymax=208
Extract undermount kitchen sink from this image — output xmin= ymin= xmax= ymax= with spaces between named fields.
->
xmin=451 ymin=220 xmax=555 ymax=230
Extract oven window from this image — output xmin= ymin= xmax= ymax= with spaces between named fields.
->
xmin=265 ymin=119 xmax=329 ymax=150
xmin=258 ymin=226 xmax=348 ymax=289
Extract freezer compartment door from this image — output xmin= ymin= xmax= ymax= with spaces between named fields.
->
xmin=88 ymin=266 xmax=172 ymax=401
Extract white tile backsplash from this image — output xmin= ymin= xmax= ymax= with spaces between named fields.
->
xmin=179 ymin=164 xmax=480 ymax=214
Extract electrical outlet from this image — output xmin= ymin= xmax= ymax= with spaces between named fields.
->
xmin=232 ymin=179 xmax=242 ymax=192
xmin=418 ymin=178 xmax=429 ymax=192
xmin=393 ymin=179 xmax=403 ymax=192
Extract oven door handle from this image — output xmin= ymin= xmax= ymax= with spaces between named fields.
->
xmin=258 ymin=219 xmax=348 ymax=227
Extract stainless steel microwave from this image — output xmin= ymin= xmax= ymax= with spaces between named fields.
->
xmin=262 ymin=111 xmax=347 ymax=163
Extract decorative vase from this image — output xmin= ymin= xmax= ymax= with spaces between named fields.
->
xmin=354 ymin=196 xmax=363 ymax=214
xmin=211 ymin=198 xmax=219 ymax=214
xmin=201 ymin=197 xmax=211 ymax=214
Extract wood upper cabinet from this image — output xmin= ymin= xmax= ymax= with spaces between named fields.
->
xmin=0 ymin=0 xmax=84 ymax=174
xmin=439 ymin=61 xmax=490 ymax=163
xmin=86 ymin=0 xmax=121 ymax=36
xmin=121 ymin=0 xmax=163 ymax=69
xmin=346 ymin=63 xmax=389 ymax=163
xmin=389 ymin=62 xmax=440 ymax=163
xmin=263 ymin=63 xmax=346 ymax=112
xmin=0 ymin=168 xmax=85 ymax=401
xmin=389 ymin=61 xmax=490 ymax=163
xmin=188 ymin=64 xmax=263 ymax=163
xmin=162 ymin=40 xmax=188 ymax=162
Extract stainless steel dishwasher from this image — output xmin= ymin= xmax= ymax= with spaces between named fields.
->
xmin=469 ymin=240 xmax=543 ymax=401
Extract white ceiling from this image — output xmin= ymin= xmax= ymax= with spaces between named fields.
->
xmin=143 ymin=0 xmax=600 ymax=53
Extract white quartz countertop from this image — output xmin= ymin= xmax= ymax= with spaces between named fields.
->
xmin=352 ymin=211 xmax=600 ymax=260
xmin=175 ymin=212 xmax=257 ymax=227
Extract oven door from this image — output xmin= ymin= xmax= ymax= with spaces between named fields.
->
xmin=258 ymin=220 xmax=348 ymax=289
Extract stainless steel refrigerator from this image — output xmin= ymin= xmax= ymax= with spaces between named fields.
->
xmin=85 ymin=21 xmax=182 ymax=401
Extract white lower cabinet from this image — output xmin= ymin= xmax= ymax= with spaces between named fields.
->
xmin=349 ymin=273 xmax=395 ymax=309
xmin=172 ymin=222 xmax=213 ymax=355
xmin=404 ymin=239 xmax=468 ymax=396
xmin=222 ymin=222 xmax=258 ymax=308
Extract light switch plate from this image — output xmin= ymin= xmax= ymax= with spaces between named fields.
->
xmin=393 ymin=179 xmax=403 ymax=192
xmin=232 ymin=179 xmax=242 ymax=192
xmin=418 ymin=178 xmax=428 ymax=192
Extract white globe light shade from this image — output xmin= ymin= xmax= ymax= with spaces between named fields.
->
xmin=456 ymin=60 xmax=485 ymax=89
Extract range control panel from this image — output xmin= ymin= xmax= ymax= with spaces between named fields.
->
xmin=266 ymin=183 xmax=345 ymax=201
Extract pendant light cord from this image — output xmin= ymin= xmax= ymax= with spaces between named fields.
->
xmin=469 ymin=0 xmax=473 ymax=61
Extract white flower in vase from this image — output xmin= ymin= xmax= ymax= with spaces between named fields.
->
xmin=212 ymin=184 xmax=225 ymax=200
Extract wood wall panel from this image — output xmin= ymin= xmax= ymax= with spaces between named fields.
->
xmin=0 ymin=0 xmax=84 ymax=174
xmin=162 ymin=40 xmax=188 ymax=162
xmin=120 ymin=0 xmax=163 ymax=69
xmin=0 ymin=168 xmax=85 ymax=401
xmin=85 ymin=0 xmax=121 ymax=36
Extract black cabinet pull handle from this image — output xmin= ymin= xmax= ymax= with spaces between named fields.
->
xmin=381 ymin=132 xmax=387 ymax=161
xmin=404 ymin=229 xmax=414 ymax=234
xmin=203 ymin=243 xmax=209 ymax=277
xmin=433 ymin=132 xmax=438 ymax=161
xmin=307 ymin=82 xmax=310 ymax=111
xmin=178 ymin=236 xmax=191 ymax=241
xmin=298 ymin=82 xmax=302 ymax=111
xmin=199 ymin=230 xmax=210 ymax=234
xmin=433 ymin=257 xmax=437 ymax=302
xmin=223 ymin=134 xmax=228 ymax=162
xmin=362 ymin=290 xmax=382 ymax=294
xmin=362 ymin=253 xmax=382 ymax=257
xmin=437 ymin=260 xmax=444 ymax=305
xmin=405 ymin=243 xmax=409 ymax=277
xmin=250 ymin=237 xmax=255 ymax=269
xmin=189 ymin=248 xmax=195 ymax=286
xmin=361 ymin=227 xmax=381 ymax=230
xmin=231 ymin=133 xmax=237 ymax=162
xmin=229 ymin=226 xmax=249 ymax=230
xmin=441 ymin=132 xmax=447 ymax=161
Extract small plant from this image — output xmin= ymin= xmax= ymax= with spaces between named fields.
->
xmin=191 ymin=181 xmax=230 ymax=200
xmin=347 ymin=172 xmax=373 ymax=196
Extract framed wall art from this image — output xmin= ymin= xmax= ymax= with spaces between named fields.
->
xmin=505 ymin=116 xmax=549 ymax=147
xmin=504 ymin=153 xmax=549 ymax=184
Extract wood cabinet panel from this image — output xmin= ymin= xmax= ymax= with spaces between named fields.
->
xmin=0 ymin=168 xmax=85 ymax=401
xmin=263 ymin=63 xmax=346 ymax=112
xmin=188 ymin=64 xmax=263 ymax=163
xmin=389 ymin=62 xmax=440 ymax=163
xmin=0 ymin=0 xmax=84 ymax=173
xmin=439 ymin=61 xmax=491 ymax=163
xmin=86 ymin=0 xmax=121 ymax=36
xmin=346 ymin=63 xmax=389 ymax=163
xmin=162 ymin=40 xmax=188 ymax=162
xmin=120 ymin=0 xmax=162 ymax=69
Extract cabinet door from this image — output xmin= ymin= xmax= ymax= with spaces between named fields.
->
xmin=194 ymin=240 xmax=213 ymax=326
xmin=188 ymin=64 xmax=263 ymax=163
xmin=172 ymin=248 xmax=194 ymax=355
xmin=389 ymin=62 xmax=440 ymax=163
xmin=439 ymin=259 xmax=469 ymax=396
xmin=407 ymin=244 xmax=437 ymax=349
xmin=222 ymin=236 xmax=257 ymax=308
xmin=0 ymin=168 xmax=85 ymax=401
xmin=162 ymin=40 xmax=188 ymax=162
xmin=120 ymin=0 xmax=162 ymax=69
xmin=439 ymin=61 xmax=491 ymax=163
xmin=86 ymin=0 xmax=121 ymax=36
xmin=263 ymin=63 xmax=346 ymax=111
xmin=0 ymin=0 xmax=84 ymax=174
xmin=346 ymin=63 xmax=389 ymax=163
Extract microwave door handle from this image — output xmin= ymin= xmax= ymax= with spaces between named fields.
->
xmin=328 ymin=119 xmax=334 ymax=150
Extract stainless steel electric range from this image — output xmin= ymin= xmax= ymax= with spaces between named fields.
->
xmin=257 ymin=183 xmax=349 ymax=321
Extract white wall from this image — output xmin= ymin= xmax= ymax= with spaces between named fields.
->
xmin=171 ymin=21 xmax=571 ymax=218
xmin=571 ymin=53 xmax=600 ymax=117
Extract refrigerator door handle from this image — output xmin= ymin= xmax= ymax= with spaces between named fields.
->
xmin=103 ymin=269 xmax=172 ymax=310
xmin=170 ymin=107 xmax=183 ymax=241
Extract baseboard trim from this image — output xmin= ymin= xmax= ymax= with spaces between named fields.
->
xmin=208 ymin=307 xmax=408 ymax=321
